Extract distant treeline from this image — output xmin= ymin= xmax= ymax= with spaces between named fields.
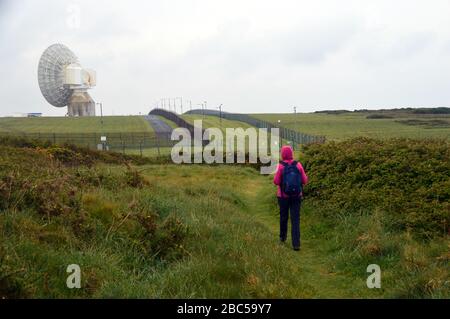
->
xmin=315 ymin=107 xmax=450 ymax=115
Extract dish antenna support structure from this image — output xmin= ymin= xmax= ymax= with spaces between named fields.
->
xmin=38 ymin=43 xmax=97 ymax=116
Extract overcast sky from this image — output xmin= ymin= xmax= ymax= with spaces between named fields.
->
xmin=1 ymin=0 xmax=450 ymax=116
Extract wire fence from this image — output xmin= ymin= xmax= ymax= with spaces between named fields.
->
xmin=149 ymin=108 xmax=210 ymax=145
xmin=184 ymin=109 xmax=326 ymax=145
xmin=1 ymin=109 xmax=325 ymax=157
xmin=0 ymin=131 xmax=175 ymax=156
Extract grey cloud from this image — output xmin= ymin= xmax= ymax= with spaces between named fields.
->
xmin=180 ymin=16 xmax=361 ymax=80
xmin=356 ymin=31 xmax=436 ymax=65
xmin=1 ymin=0 xmax=450 ymax=116
xmin=278 ymin=18 xmax=360 ymax=65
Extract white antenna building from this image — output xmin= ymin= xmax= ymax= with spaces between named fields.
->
xmin=38 ymin=43 xmax=97 ymax=116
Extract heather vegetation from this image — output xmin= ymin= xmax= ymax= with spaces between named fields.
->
xmin=0 ymin=136 xmax=448 ymax=298
xmin=303 ymin=138 xmax=449 ymax=238
xmin=301 ymin=138 xmax=449 ymax=298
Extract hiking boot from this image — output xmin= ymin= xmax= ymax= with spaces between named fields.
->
xmin=293 ymin=246 xmax=301 ymax=251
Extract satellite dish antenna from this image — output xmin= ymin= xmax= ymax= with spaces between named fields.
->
xmin=38 ymin=43 xmax=97 ymax=116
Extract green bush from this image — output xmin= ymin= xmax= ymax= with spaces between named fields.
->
xmin=303 ymin=137 xmax=450 ymax=237
xmin=0 ymin=140 xmax=190 ymax=298
xmin=366 ymin=114 xmax=393 ymax=119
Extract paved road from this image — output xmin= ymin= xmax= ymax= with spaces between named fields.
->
xmin=144 ymin=115 xmax=173 ymax=135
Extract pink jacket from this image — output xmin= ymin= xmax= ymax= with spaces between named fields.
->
xmin=273 ymin=145 xmax=308 ymax=198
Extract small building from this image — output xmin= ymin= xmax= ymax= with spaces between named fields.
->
xmin=27 ymin=113 xmax=43 ymax=117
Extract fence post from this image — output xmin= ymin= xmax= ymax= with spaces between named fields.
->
xmin=155 ymin=134 xmax=161 ymax=157
xmin=139 ymin=141 xmax=143 ymax=157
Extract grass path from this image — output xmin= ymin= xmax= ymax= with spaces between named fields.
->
xmin=1 ymin=144 xmax=445 ymax=298
xmin=239 ymin=176 xmax=376 ymax=298
xmin=132 ymin=165 xmax=383 ymax=298
xmin=0 ymin=158 xmax=381 ymax=298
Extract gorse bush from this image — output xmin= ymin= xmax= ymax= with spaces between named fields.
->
xmin=0 ymin=135 xmax=173 ymax=166
xmin=299 ymin=138 xmax=449 ymax=297
xmin=0 ymin=142 xmax=188 ymax=298
xmin=303 ymin=137 xmax=450 ymax=237
xmin=1 ymin=137 xmax=448 ymax=298
xmin=0 ymin=147 xmax=80 ymax=217
xmin=366 ymin=114 xmax=393 ymax=119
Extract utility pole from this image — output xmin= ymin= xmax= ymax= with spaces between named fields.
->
xmin=177 ymin=97 xmax=183 ymax=114
xmin=100 ymin=102 xmax=103 ymax=124
xmin=96 ymin=102 xmax=105 ymax=150
xmin=96 ymin=102 xmax=103 ymax=125
xmin=185 ymin=100 xmax=192 ymax=111
xmin=218 ymin=104 xmax=223 ymax=125
xmin=198 ymin=103 xmax=204 ymax=118
xmin=293 ymin=106 xmax=298 ymax=149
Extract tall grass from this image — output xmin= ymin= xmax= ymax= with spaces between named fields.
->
xmin=0 ymin=138 xmax=448 ymax=298
xmin=301 ymin=137 xmax=450 ymax=297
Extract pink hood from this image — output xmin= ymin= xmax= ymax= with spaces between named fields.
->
xmin=281 ymin=145 xmax=293 ymax=161
xmin=274 ymin=145 xmax=309 ymax=198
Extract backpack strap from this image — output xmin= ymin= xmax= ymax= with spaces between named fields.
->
xmin=280 ymin=161 xmax=297 ymax=167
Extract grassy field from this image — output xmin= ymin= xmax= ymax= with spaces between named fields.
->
xmin=0 ymin=139 xmax=448 ymax=298
xmin=252 ymin=112 xmax=450 ymax=140
xmin=179 ymin=114 xmax=279 ymax=153
xmin=0 ymin=116 xmax=163 ymax=152
xmin=0 ymin=116 xmax=154 ymax=134
xmin=2 ymin=142 xmax=360 ymax=298
xmin=1 ymin=111 xmax=448 ymax=299
xmin=2 ymin=111 xmax=449 ymax=142
xmin=181 ymin=114 xmax=254 ymax=131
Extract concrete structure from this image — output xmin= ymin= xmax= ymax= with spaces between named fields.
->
xmin=67 ymin=92 xmax=95 ymax=116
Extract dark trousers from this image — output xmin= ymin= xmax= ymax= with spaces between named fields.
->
xmin=278 ymin=197 xmax=301 ymax=248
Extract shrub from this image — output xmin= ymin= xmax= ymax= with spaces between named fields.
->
xmin=366 ymin=114 xmax=393 ymax=119
xmin=303 ymin=137 xmax=450 ymax=237
xmin=147 ymin=215 xmax=189 ymax=260
xmin=124 ymin=166 xmax=148 ymax=188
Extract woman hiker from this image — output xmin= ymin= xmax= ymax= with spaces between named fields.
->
xmin=273 ymin=145 xmax=308 ymax=251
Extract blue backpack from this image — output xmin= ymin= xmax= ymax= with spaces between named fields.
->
xmin=281 ymin=161 xmax=302 ymax=197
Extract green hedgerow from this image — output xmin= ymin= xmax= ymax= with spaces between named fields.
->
xmin=303 ymin=137 xmax=450 ymax=237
